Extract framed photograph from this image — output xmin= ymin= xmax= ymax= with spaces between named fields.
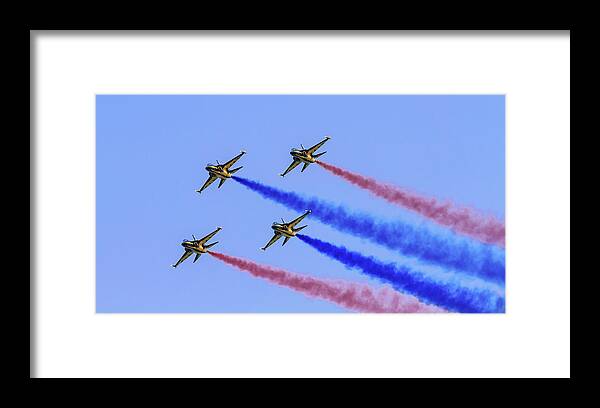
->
xmin=31 ymin=30 xmax=570 ymax=378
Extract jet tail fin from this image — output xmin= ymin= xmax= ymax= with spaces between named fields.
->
xmin=229 ymin=166 xmax=243 ymax=174
xmin=312 ymin=151 xmax=327 ymax=158
xmin=204 ymin=241 xmax=219 ymax=249
xmin=193 ymin=253 xmax=201 ymax=263
xmin=293 ymin=225 xmax=307 ymax=232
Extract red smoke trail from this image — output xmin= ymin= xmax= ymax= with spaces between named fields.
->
xmin=208 ymin=251 xmax=444 ymax=313
xmin=317 ymin=161 xmax=505 ymax=247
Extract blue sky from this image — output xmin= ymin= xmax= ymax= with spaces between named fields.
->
xmin=96 ymin=95 xmax=505 ymax=313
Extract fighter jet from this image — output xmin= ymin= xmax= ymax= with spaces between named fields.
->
xmin=197 ymin=151 xmax=246 ymax=193
xmin=261 ymin=210 xmax=311 ymax=250
xmin=171 ymin=227 xmax=222 ymax=268
xmin=280 ymin=136 xmax=331 ymax=177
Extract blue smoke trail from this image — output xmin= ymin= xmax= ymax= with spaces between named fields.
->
xmin=233 ymin=176 xmax=505 ymax=283
xmin=297 ymin=234 xmax=505 ymax=313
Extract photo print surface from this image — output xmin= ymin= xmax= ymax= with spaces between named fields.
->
xmin=96 ymin=95 xmax=505 ymax=313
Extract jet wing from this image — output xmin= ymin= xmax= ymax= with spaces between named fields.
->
xmin=172 ymin=250 xmax=193 ymax=268
xmin=307 ymin=137 xmax=330 ymax=155
xmin=222 ymin=151 xmax=245 ymax=170
xmin=280 ymin=159 xmax=301 ymax=176
xmin=198 ymin=227 xmax=222 ymax=245
xmin=288 ymin=211 xmax=310 ymax=228
xmin=262 ymin=233 xmax=282 ymax=250
xmin=197 ymin=175 xmax=218 ymax=193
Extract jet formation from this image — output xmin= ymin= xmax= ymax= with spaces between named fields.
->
xmin=176 ymin=136 xmax=331 ymax=266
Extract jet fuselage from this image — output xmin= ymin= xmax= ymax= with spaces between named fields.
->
xmin=290 ymin=149 xmax=316 ymax=164
xmin=181 ymin=240 xmax=209 ymax=254
xmin=205 ymin=165 xmax=231 ymax=180
xmin=271 ymin=223 xmax=296 ymax=238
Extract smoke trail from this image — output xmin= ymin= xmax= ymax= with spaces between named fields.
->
xmin=232 ymin=176 xmax=505 ymax=283
xmin=317 ymin=161 xmax=505 ymax=247
xmin=297 ymin=235 xmax=505 ymax=313
xmin=208 ymin=251 xmax=444 ymax=313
